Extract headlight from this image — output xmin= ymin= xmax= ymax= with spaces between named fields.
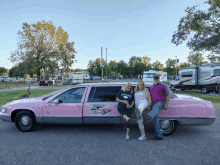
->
xmin=1 ymin=107 xmax=7 ymax=113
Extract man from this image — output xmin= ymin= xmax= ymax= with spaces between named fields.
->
xmin=148 ymin=74 xmax=171 ymax=140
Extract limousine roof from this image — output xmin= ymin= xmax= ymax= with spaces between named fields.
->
xmin=76 ymin=82 xmax=154 ymax=86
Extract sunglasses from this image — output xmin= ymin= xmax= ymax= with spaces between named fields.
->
xmin=154 ymin=77 xmax=159 ymax=79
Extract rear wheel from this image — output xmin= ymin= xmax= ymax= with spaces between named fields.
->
xmin=15 ymin=111 xmax=36 ymax=132
xmin=160 ymin=120 xmax=178 ymax=136
xmin=181 ymin=88 xmax=185 ymax=91
xmin=201 ymin=87 xmax=209 ymax=94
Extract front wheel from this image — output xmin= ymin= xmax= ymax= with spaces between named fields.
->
xmin=160 ymin=120 xmax=177 ymax=136
xmin=15 ymin=111 xmax=36 ymax=132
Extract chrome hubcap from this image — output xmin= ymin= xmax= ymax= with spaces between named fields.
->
xmin=21 ymin=116 xmax=31 ymax=126
xmin=160 ymin=120 xmax=171 ymax=130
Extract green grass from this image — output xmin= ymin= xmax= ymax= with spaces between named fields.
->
xmin=0 ymin=89 xmax=58 ymax=106
xmin=173 ymin=90 xmax=220 ymax=103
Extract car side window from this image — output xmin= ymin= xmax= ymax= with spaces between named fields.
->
xmin=49 ymin=87 xmax=86 ymax=103
xmin=87 ymin=86 xmax=122 ymax=102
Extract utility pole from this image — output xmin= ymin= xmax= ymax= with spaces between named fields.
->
xmin=106 ymin=48 xmax=107 ymax=79
xmin=175 ymin=56 xmax=177 ymax=78
xmin=101 ymin=47 xmax=103 ymax=80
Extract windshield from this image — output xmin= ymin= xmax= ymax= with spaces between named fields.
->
xmin=143 ymin=73 xmax=155 ymax=78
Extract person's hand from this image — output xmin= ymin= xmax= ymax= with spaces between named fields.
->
xmin=164 ymin=104 xmax=169 ymax=110
xmin=139 ymin=109 xmax=143 ymax=114
xmin=123 ymin=100 xmax=129 ymax=104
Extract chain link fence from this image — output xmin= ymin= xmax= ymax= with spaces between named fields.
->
xmin=0 ymin=80 xmax=38 ymax=89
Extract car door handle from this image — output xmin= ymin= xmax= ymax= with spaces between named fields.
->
xmin=76 ymin=106 xmax=81 ymax=107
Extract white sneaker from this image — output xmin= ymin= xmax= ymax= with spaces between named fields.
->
xmin=126 ymin=135 xmax=130 ymax=140
xmin=138 ymin=135 xmax=147 ymax=140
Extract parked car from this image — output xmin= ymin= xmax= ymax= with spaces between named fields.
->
xmin=0 ymin=82 xmax=215 ymax=135
xmin=16 ymin=78 xmax=24 ymax=81
xmin=168 ymin=75 xmax=174 ymax=79
xmin=39 ymin=78 xmax=53 ymax=86
xmin=0 ymin=76 xmax=8 ymax=82
xmin=31 ymin=78 xmax=37 ymax=81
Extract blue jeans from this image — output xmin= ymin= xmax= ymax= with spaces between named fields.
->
xmin=148 ymin=101 xmax=165 ymax=138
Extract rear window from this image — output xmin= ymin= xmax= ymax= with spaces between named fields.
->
xmin=87 ymin=86 xmax=122 ymax=102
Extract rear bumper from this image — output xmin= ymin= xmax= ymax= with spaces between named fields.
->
xmin=160 ymin=117 xmax=215 ymax=125
xmin=0 ymin=113 xmax=11 ymax=122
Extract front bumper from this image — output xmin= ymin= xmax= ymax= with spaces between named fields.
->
xmin=0 ymin=113 xmax=11 ymax=122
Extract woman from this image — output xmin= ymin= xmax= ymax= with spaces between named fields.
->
xmin=134 ymin=80 xmax=152 ymax=140
xmin=116 ymin=83 xmax=134 ymax=140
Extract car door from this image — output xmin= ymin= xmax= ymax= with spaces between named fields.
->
xmin=42 ymin=87 xmax=87 ymax=124
xmin=83 ymin=85 xmax=122 ymax=124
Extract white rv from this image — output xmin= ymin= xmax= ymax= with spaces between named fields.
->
xmin=82 ymin=71 xmax=90 ymax=80
xmin=71 ymin=72 xmax=83 ymax=84
xmin=143 ymin=70 xmax=167 ymax=83
xmin=173 ymin=63 xmax=220 ymax=94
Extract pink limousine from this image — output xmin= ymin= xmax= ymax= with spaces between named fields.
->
xmin=0 ymin=82 xmax=215 ymax=135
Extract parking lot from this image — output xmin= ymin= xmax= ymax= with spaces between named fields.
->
xmin=0 ymin=107 xmax=219 ymax=165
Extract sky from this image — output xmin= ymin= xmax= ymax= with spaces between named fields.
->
xmin=0 ymin=0 xmax=210 ymax=70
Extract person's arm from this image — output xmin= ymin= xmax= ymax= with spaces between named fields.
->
xmin=145 ymin=88 xmax=152 ymax=107
xmin=130 ymin=101 xmax=134 ymax=108
xmin=162 ymin=85 xmax=170 ymax=110
xmin=129 ymin=92 xmax=135 ymax=108
xmin=116 ymin=97 xmax=127 ymax=104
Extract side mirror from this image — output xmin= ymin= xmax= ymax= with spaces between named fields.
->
xmin=53 ymin=99 xmax=59 ymax=104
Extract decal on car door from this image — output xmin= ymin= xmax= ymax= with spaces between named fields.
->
xmin=90 ymin=103 xmax=112 ymax=116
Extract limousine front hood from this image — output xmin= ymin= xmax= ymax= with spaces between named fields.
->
xmin=4 ymin=96 xmax=45 ymax=106
xmin=175 ymin=94 xmax=205 ymax=101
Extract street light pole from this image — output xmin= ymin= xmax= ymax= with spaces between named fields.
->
xmin=175 ymin=56 xmax=177 ymax=78
xmin=101 ymin=47 xmax=103 ymax=80
xmin=106 ymin=48 xmax=107 ymax=79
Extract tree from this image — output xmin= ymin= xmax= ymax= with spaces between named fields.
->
xmin=109 ymin=60 xmax=118 ymax=74
xmin=164 ymin=58 xmax=176 ymax=76
xmin=9 ymin=20 xmax=76 ymax=81
xmin=152 ymin=60 xmax=164 ymax=71
xmin=0 ymin=67 xmax=7 ymax=76
xmin=9 ymin=66 xmax=20 ymax=78
xmin=116 ymin=60 xmax=128 ymax=76
xmin=128 ymin=56 xmax=145 ymax=76
xmin=171 ymin=0 xmax=220 ymax=62
xmin=187 ymin=52 xmax=204 ymax=65
xmin=75 ymin=68 xmax=84 ymax=72
xmin=142 ymin=55 xmax=152 ymax=72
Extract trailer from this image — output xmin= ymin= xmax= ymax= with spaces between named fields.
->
xmin=173 ymin=63 xmax=220 ymax=94
xmin=143 ymin=70 xmax=167 ymax=83
xmin=70 ymin=72 xmax=83 ymax=84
